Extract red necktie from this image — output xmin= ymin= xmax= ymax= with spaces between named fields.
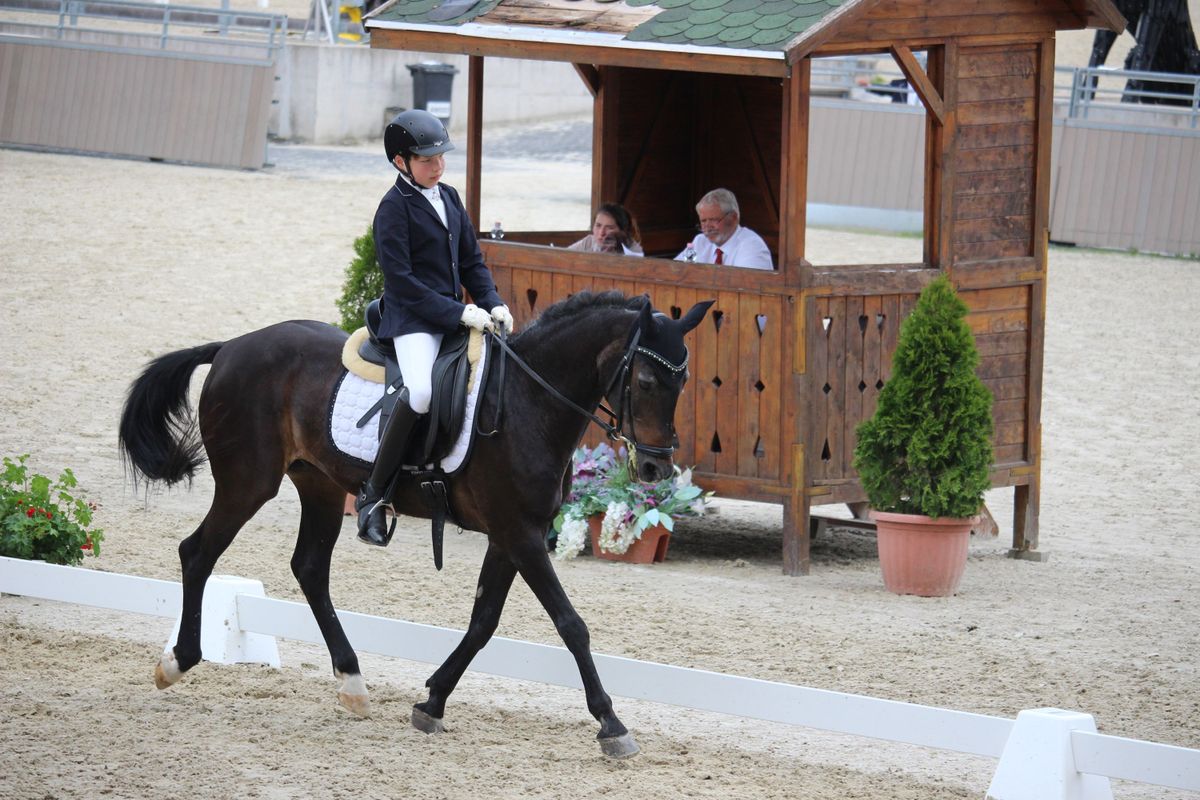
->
xmin=714 ymin=248 xmax=724 ymax=265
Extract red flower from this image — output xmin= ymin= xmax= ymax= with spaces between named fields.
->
xmin=26 ymin=508 xmax=35 ymax=517
xmin=45 ymin=511 xmax=53 ymax=519
xmin=81 ymin=539 xmax=92 ymax=551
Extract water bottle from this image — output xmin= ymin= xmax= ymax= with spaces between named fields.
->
xmin=683 ymin=240 xmax=697 ymax=263
xmin=490 ymin=221 xmax=505 ymax=240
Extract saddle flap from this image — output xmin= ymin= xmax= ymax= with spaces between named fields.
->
xmin=419 ymin=328 xmax=472 ymax=463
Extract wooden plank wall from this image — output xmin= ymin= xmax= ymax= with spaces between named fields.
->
xmin=609 ymin=69 xmax=782 ymax=256
xmin=0 ymin=38 xmax=273 ymax=169
xmin=953 ymin=45 xmax=1039 ymax=262
xmin=806 ymin=290 xmax=917 ymax=485
xmin=490 ymin=256 xmax=787 ymax=489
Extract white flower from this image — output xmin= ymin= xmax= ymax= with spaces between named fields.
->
xmin=552 ymin=514 xmax=589 ymax=561
xmin=599 ymin=501 xmax=635 ymax=554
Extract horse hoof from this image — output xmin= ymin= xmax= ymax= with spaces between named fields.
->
xmin=154 ymin=651 xmax=183 ymax=690
xmin=335 ymin=671 xmax=370 ymax=718
xmin=599 ymin=732 xmax=640 ymax=759
xmin=411 ymin=706 xmax=445 ymax=734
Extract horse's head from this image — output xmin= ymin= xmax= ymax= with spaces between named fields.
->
xmin=615 ymin=298 xmax=713 ymax=483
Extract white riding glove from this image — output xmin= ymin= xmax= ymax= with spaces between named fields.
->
xmin=491 ymin=304 xmax=514 ymax=335
xmin=460 ymin=303 xmax=494 ymax=332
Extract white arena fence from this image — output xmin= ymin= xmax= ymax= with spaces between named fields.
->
xmin=2 ymin=555 xmax=1197 ymax=799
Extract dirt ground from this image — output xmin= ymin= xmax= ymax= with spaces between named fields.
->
xmin=0 ymin=137 xmax=1198 ymax=800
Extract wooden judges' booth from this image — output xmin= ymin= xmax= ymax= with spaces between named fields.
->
xmin=366 ymin=0 xmax=1123 ymax=575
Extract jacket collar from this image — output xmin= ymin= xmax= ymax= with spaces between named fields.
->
xmin=394 ymin=173 xmax=454 ymax=231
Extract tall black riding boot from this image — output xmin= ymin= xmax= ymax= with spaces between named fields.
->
xmin=357 ymin=388 xmax=422 ymax=546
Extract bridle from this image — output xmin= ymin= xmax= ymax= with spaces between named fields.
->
xmin=480 ymin=316 xmax=686 ymax=472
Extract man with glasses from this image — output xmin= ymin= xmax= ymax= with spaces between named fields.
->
xmin=675 ymin=188 xmax=773 ymax=270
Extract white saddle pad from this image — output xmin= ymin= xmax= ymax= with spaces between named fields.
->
xmin=328 ymin=341 xmax=488 ymax=475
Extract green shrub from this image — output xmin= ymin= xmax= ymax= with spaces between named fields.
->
xmin=1 ymin=454 xmax=104 ymax=566
xmin=335 ymin=225 xmax=381 ymax=333
xmin=853 ymin=275 xmax=994 ymax=519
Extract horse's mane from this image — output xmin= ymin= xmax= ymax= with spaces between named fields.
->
xmin=511 ymin=290 xmax=640 ymax=344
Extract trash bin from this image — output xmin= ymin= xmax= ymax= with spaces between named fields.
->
xmin=407 ymin=62 xmax=459 ymax=127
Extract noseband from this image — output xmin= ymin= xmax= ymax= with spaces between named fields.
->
xmin=483 ymin=321 xmax=685 ymax=470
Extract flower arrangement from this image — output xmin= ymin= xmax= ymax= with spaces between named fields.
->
xmin=552 ymin=443 xmax=710 ymax=560
xmin=0 ymin=454 xmax=104 ymax=566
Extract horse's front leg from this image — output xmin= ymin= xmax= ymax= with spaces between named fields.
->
xmin=509 ymin=538 xmax=640 ymax=759
xmin=412 ymin=541 xmax=518 ymax=733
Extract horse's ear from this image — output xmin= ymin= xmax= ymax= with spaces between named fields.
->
xmin=678 ymin=300 xmax=715 ymax=335
xmin=638 ymin=295 xmax=660 ymax=334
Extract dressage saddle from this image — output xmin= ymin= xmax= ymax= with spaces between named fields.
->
xmin=357 ymin=297 xmax=476 ymax=467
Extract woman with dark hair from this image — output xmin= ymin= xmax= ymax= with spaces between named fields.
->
xmin=568 ymin=203 xmax=643 ymax=256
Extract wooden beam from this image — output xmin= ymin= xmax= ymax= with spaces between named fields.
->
xmin=890 ymin=44 xmax=944 ymax=124
xmin=466 ymin=55 xmax=483 ymax=228
xmin=572 ymin=63 xmax=600 ymax=97
xmin=780 ymin=57 xmax=810 ymax=276
xmin=1066 ymin=0 xmax=1126 ymax=32
xmin=936 ymin=41 xmax=959 ymax=272
xmin=591 ymin=66 xmax=619 ymax=214
xmin=369 ymin=28 xmax=788 ymax=78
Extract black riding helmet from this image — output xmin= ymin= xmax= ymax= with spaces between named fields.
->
xmin=384 ymin=109 xmax=454 ymax=169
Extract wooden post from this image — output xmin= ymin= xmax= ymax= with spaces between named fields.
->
xmin=466 ymin=55 xmax=483 ymax=228
xmin=783 ymin=445 xmax=811 ymax=575
xmin=780 ymin=59 xmax=811 ymax=575
xmin=781 ymin=57 xmax=810 ymax=274
xmin=936 ymin=41 xmax=958 ymax=273
xmin=591 ymin=66 xmax=618 ymax=214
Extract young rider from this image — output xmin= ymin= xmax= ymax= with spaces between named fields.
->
xmin=356 ymin=109 xmax=513 ymax=547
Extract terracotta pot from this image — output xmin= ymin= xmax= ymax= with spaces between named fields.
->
xmin=587 ymin=515 xmax=671 ymax=563
xmin=871 ymin=510 xmax=976 ymax=597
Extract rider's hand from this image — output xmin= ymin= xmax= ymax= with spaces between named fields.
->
xmin=460 ymin=303 xmax=494 ymax=332
xmin=491 ymin=305 xmax=514 ymax=335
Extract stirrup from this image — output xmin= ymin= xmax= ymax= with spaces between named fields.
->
xmin=357 ymin=496 xmax=396 ymax=547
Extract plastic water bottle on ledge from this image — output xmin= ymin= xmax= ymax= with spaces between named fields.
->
xmin=490 ymin=221 xmax=505 ymax=240
xmin=683 ymin=240 xmax=697 ymax=263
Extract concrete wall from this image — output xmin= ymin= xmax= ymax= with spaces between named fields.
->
xmin=273 ymin=44 xmax=593 ymax=143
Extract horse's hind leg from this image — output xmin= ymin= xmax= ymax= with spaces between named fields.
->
xmin=509 ymin=538 xmax=640 ymax=759
xmin=155 ymin=480 xmax=279 ymax=688
xmin=288 ymin=467 xmax=370 ymax=717
xmin=412 ymin=542 xmax=518 ymax=733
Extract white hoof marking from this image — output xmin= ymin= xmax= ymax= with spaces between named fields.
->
xmin=155 ymin=651 xmax=184 ymax=689
xmin=336 ymin=671 xmax=370 ymax=718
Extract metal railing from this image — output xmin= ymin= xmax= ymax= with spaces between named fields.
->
xmin=1056 ymin=64 xmax=1200 ymax=129
xmin=812 ymin=55 xmax=1200 ymax=130
xmin=0 ymin=0 xmax=287 ymax=63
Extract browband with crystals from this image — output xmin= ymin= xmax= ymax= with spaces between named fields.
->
xmin=636 ymin=346 xmax=688 ymax=374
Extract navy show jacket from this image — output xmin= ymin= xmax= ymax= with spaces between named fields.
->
xmin=373 ymin=175 xmax=503 ymax=338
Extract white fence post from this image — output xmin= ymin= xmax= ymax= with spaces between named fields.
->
xmin=166 ymin=575 xmax=280 ymax=667
xmin=987 ymin=708 xmax=1114 ymax=800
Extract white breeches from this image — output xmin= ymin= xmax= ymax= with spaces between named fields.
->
xmin=392 ymin=332 xmax=442 ymax=415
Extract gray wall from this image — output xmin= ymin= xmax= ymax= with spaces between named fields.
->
xmin=0 ymin=36 xmax=274 ymax=169
xmin=274 ymin=45 xmax=593 ymax=143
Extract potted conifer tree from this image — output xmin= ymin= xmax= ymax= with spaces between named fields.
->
xmin=852 ymin=275 xmax=994 ymax=596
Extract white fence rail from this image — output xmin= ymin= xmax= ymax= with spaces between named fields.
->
xmin=2 ymin=555 xmax=1197 ymax=798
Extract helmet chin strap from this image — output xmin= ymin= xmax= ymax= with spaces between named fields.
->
xmin=399 ymin=155 xmax=438 ymax=190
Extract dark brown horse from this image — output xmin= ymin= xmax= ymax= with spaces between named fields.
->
xmin=118 ymin=291 xmax=711 ymax=758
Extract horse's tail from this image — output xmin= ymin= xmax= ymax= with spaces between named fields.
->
xmin=118 ymin=342 xmax=224 ymax=488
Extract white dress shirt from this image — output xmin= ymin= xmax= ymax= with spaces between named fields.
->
xmin=675 ymin=225 xmax=773 ymax=270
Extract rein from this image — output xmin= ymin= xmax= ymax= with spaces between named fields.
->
xmin=477 ymin=321 xmax=686 ymax=466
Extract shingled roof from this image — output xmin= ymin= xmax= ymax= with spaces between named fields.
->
xmin=367 ymin=0 xmax=1125 ymax=68
xmin=371 ymin=0 xmax=849 ymax=53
